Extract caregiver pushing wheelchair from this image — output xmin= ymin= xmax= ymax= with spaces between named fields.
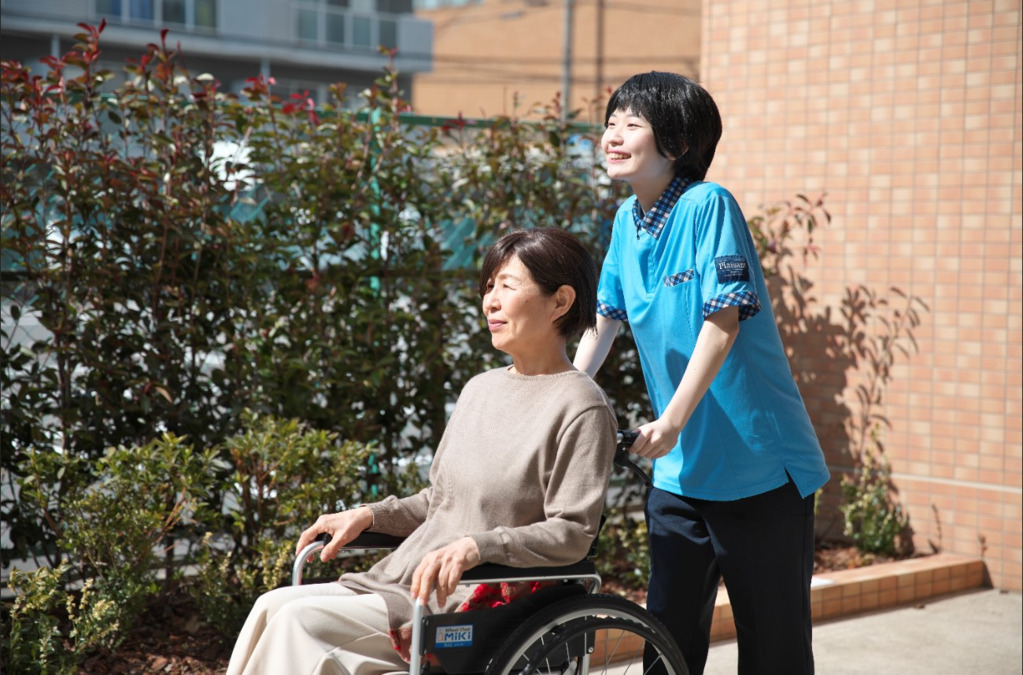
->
xmin=226 ymin=227 xmax=687 ymax=675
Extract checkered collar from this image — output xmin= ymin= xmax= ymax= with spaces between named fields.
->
xmin=631 ymin=175 xmax=691 ymax=239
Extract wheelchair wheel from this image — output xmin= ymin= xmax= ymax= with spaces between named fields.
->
xmin=485 ymin=594 xmax=688 ymax=675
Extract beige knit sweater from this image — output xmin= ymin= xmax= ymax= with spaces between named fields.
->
xmin=338 ymin=367 xmax=618 ymax=631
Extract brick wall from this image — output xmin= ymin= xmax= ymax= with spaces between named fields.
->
xmin=702 ymin=0 xmax=1022 ymax=590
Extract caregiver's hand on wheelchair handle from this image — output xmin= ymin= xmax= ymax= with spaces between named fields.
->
xmin=295 ymin=507 xmax=374 ymax=562
xmin=630 ymin=418 xmax=681 ymax=460
xmin=410 ymin=536 xmax=480 ymax=606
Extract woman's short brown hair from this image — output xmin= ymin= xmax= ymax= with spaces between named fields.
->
xmin=478 ymin=228 xmax=598 ymax=339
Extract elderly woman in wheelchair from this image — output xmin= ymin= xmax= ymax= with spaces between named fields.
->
xmin=227 ymin=228 xmax=687 ymax=675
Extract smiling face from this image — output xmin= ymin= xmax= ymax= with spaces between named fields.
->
xmin=482 ymin=255 xmax=567 ymax=367
xmin=602 ymin=107 xmax=677 ymax=205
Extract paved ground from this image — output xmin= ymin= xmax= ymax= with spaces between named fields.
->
xmin=703 ymin=587 xmax=1022 ymax=674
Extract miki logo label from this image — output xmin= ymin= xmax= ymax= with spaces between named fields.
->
xmin=435 ymin=625 xmax=473 ymax=648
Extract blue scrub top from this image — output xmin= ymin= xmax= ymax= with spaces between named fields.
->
xmin=597 ymin=181 xmax=830 ymax=501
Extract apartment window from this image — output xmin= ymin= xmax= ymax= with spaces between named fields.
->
xmin=413 ymin=0 xmax=480 ymax=8
xmin=95 ymin=0 xmax=150 ymax=19
xmin=96 ymin=0 xmax=121 ymax=16
xmin=377 ymin=0 xmax=403 ymax=49
xmin=352 ymin=15 xmax=372 ymax=49
xmin=164 ymin=0 xmax=186 ymax=24
xmin=379 ymin=19 xmax=397 ymax=49
xmin=378 ymin=0 xmax=412 ymax=13
xmin=297 ymin=8 xmax=318 ymax=41
xmin=326 ymin=13 xmax=346 ymax=44
xmin=130 ymin=0 xmax=154 ymax=20
xmin=294 ymin=0 xmax=397 ymax=51
xmin=95 ymin=0 xmax=217 ymax=30
xmin=195 ymin=0 xmax=216 ymax=28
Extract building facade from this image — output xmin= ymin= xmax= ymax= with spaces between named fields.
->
xmin=411 ymin=0 xmax=700 ymax=122
xmin=701 ymin=0 xmax=1021 ymax=591
xmin=1 ymin=0 xmax=433 ymax=104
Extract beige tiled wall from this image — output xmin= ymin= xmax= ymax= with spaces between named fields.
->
xmin=702 ymin=0 xmax=1022 ymax=591
xmin=413 ymin=0 xmax=701 ymax=120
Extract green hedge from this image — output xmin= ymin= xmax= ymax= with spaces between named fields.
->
xmin=0 ymin=24 xmax=631 ymax=571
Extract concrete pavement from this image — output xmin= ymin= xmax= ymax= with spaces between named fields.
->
xmin=703 ymin=587 xmax=1022 ymax=674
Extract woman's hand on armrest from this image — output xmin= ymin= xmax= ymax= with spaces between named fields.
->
xmin=295 ymin=507 xmax=374 ymax=562
xmin=409 ymin=536 xmax=480 ymax=606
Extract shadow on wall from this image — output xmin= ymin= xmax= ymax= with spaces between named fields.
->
xmin=755 ymin=196 xmax=928 ymax=555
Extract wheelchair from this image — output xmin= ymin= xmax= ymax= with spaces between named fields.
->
xmin=293 ymin=431 xmax=689 ymax=675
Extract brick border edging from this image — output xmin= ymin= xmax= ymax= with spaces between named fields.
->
xmin=709 ymin=553 xmax=987 ymax=642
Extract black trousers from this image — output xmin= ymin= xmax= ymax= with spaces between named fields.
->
xmin=644 ymin=481 xmax=816 ymax=675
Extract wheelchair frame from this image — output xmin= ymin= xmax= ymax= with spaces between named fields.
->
xmin=291 ymin=431 xmax=689 ymax=675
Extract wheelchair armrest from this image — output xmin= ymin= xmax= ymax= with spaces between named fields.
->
xmin=343 ymin=532 xmax=406 ymax=549
xmin=292 ymin=531 xmax=406 ymax=586
xmin=459 ymin=560 xmax=600 ymax=592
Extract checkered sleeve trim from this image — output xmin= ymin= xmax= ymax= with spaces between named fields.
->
xmin=703 ymin=290 xmax=762 ymax=321
xmin=664 ymin=270 xmax=696 ymax=286
xmin=597 ymin=301 xmax=628 ymax=322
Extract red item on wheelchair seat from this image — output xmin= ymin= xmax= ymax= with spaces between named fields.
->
xmin=456 ymin=580 xmax=559 ymax=612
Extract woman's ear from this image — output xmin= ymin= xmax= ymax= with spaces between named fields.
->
xmin=672 ymin=136 xmax=688 ymax=161
xmin=550 ymin=285 xmax=576 ymax=323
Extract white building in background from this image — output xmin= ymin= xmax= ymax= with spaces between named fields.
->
xmin=0 ymin=0 xmax=434 ymax=104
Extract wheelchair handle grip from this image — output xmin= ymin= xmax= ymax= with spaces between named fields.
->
xmin=292 ymin=535 xmax=329 ymax=586
xmin=616 ymin=429 xmax=639 ymax=448
xmin=614 ymin=429 xmax=652 ymax=488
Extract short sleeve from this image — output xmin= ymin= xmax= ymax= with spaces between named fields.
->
xmin=595 ymin=207 xmax=630 ymax=322
xmin=693 ymin=189 xmax=762 ymax=321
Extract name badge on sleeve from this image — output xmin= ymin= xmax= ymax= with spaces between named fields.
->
xmin=715 ymin=255 xmax=750 ymax=283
